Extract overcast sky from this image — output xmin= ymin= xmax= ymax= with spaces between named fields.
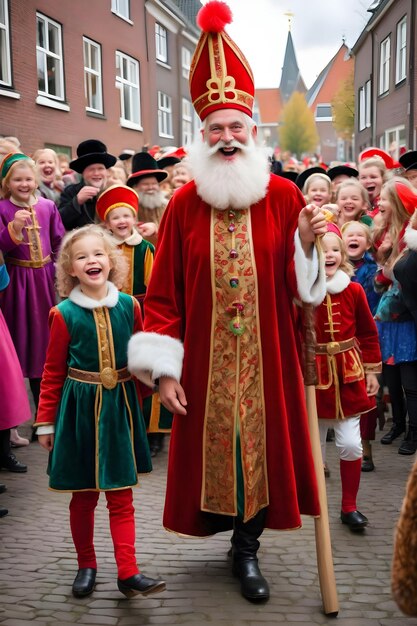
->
xmin=221 ymin=0 xmax=372 ymax=89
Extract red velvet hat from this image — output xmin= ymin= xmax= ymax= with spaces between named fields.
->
xmin=395 ymin=180 xmax=417 ymax=215
xmin=96 ymin=184 xmax=138 ymax=221
xmin=190 ymin=1 xmax=255 ymax=121
xmin=359 ymin=147 xmax=400 ymax=169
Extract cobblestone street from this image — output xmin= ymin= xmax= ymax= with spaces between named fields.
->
xmin=1 ymin=419 xmax=417 ymax=626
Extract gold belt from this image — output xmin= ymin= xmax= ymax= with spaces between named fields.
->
xmin=315 ymin=338 xmax=357 ymax=356
xmin=8 ymin=255 xmax=51 ymax=268
xmin=68 ymin=366 xmax=131 ymax=390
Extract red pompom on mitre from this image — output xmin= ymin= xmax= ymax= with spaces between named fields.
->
xmin=197 ymin=1 xmax=233 ymax=33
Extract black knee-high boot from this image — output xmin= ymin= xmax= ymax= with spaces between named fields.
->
xmin=231 ymin=507 xmax=269 ymax=601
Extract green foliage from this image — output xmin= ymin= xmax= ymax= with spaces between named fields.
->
xmin=331 ymin=70 xmax=355 ymax=138
xmin=278 ymin=92 xmax=319 ymax=158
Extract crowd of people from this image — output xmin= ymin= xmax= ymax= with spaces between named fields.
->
xmin=1 ymin=0 xmax=417 ymax=613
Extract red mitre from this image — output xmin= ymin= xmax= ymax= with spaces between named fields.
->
xmin=96 ymin=184 xmax=138 ymax=222
xmin=359 ymin=147 xmax=400 ymax=169
xmin=395 ymin=180 xmax=417 ymax=215
xmin=190 ymin=0 xmax=255 ymax=121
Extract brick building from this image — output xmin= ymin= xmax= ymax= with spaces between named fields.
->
xmin=352 ymin=0 xmax=416 ymax=159
xmin=0 ymin=0 xmax=199 ymax=158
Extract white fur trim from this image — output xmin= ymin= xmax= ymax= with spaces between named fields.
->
xmin=127 ymin=331 xmax=184 ymax=386
xmin=326 ymin=269 xmax=350 ymax=294
xmin=294 ymin=230 xmax=326 ymax=306
xmin=122 ymin=230 xmax=143 ymax=246
xmin=69 ymin=282 xmax=119 ymax=309
xmin=36 ymin=425 xmax=55 ymax=435
xmin=404 ymin=225 xmax=417 ymax=251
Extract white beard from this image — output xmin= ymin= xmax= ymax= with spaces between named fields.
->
xmin=138 ymin=190 xmax=168 ymax=210
xmin=187 ymin=134 xmax=270 ymax=210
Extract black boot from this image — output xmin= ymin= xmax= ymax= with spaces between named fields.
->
xmin=117 ymin=573 xmax=166 ymax=598
xmin=231 ymin=508 xmax=270 ymax=602
xmin=398 ymin=430 xmax=417 ymax=455
xmin=380 ymin=423 xmax=406 ymax=444
xmin=72 ymin=568 xmax=96 ymax=597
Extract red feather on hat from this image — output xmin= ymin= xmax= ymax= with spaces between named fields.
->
xmin=197 ymin=1 xmax=233 ymax=33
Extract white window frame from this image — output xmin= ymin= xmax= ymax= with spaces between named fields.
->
xmin=379 ymin=35 xmax=391 ymax=95
xmin=36 ymin=12 xmax=65 ymax=101
xmin=155 ymin=23 xmax=168 ymax=63
xmin=182 ymin=46 xmax=191 ymax=79
xmin=380 ymin=125 xmax=406 ymax=159
xmin=315 ymin=103 xmax=333 ymax=122
xmin=83 ymin=37 xmax=103 ymax=114
xmin=111 ymin=0 xmax=130 ymax=22
xmin=0 ymin=0 xmax=12 ymax=87
xmin=395 ymin=16 xmax=407 ymax=84
xmin=359 ymin=80 xmax=371 ymax=131
xmin=115 ymin=51 xmax=141 ymax=130
xmin=182 ymin=98 xmax=193 ymax=146
xmin=158 ymin=91 xmax=173 ymax=138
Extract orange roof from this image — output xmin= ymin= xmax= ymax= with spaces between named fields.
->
xmin=255 ymin=88 xmax=283 ymax=125
xmin=307 ymin=44 xmax=353 ymax=110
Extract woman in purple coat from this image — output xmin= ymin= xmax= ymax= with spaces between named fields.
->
xmin=0 ymin=153 xmax=65 ymax=420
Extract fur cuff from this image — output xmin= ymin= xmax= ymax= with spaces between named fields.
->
xmin=128 ymin=331 xmax=184 ymax=387
xmin=404 ymin=225 xmax=417 ymax=251
xmin=326 ymin=269 xmax=350 ymax=294
xmin=36 ymin=425 xmax=55 ymax=435
xmin=294 ymin=230 xmax=326 ymax=306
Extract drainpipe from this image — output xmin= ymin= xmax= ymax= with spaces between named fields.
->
xmin=409 ymin=0 xmax=415 ymax=148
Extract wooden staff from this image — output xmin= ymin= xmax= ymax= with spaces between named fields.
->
xmin=302 ymin=301 xmax=339 ymax=616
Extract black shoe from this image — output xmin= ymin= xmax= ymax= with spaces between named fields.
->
xmin=117 ymin=573 xmax=166 ymax=598
xmin=380 ymin=425 xmax=405 ymax=445
xmin=0 ymin=505 xmax=8 ymax=518
xmin=340 ymin=510 xmax=368 ymax=531
xmin=0 ymin=484 xmax=6 ymax=494
xmin=0 ymin=454 xmax=27 ymax=473
xmin=232 ymin=559 xmax=270 ymax=602
xmin=398 ymin=431 xmax=417 ymax=455
xmin=361 ymin=456 xmax=375 ymax=472
xmin=72 ymin=568 xmax=96 ymax=598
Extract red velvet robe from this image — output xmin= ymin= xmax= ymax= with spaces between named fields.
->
xmin=142 ymin=175 xmax=321 ymax=536
xmin=315 ymin=273 xmax=382 ymax=420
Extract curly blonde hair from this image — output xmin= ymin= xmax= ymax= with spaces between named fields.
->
xmin=56 ymin=225 xmax=128 ymax=297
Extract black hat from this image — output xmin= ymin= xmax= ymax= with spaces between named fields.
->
xmin=118 ymin=149 xmax=135 ymax=161
xmin=399 ymin=151 xmax=417 ymax=172
xmin=279 ymin=171 xmax=298 ymax=183
xmin=295 ymin=166 xmax=328 ymax=191
xmin=326 ymin=164 xmax=358 ymax=181
xmin=157 ymin=156 xmax=181 ymax=169
xmin=70 ymin=140 xmax=117 ymax=173
xmin=127 ymin=152 xmax=168 ymax=187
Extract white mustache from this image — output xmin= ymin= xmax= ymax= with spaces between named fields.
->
xmin=206 ymin=139 xmax=249 ymax=157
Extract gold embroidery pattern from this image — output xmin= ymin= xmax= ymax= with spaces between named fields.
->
xmin=202 ymin=209 xmax=267 ymax=519
xmin=120 ymin=243 xmax=134 ymax=295
xmin=25 ymin=206 xmax=43 ymax=263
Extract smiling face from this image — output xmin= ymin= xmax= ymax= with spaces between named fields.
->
xmin=106 ymin=206 xmax=136 ymax=240
xmin=305 ymin=176 xmax=331 ymax=207
xmin=70 ymin=234 xmax=111 ymax=299
xmin=82 ymin=163 xmax=108 ymax=190
xmin=359 ymin=165 xmax=383 ymax=202
xmin=342 ymin=222 xmax=370 ymax=261
xmin=322 ymin=232 xmax=343 ymax=278
xmin=337 ymin=183 xmax=367 ymax=224
xmin=378 ymin=187 xmax=393 ymax=224
xmin=35 ymin=149 xmax=58 ymax=183
xmin=203 ymin=109 xmax=255 ymax=162
xmin=6 ymin=163 xmax=37 ymax=203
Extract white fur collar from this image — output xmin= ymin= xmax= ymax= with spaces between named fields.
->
xmin=326 ymin=269 xmax=350 ymax=294
xmin=404 ymin=224 xmax=417 ymax=251
xmin=69 ymin=281 xmax=119 ymax=309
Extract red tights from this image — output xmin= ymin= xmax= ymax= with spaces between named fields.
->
xmin=69 ymin=488 xmax=139 ymax=579
xmin=340 ymin=458 xmax=362 ymax=513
